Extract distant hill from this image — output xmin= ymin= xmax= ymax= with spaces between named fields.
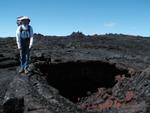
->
xmin=33 ymin=32 xmax=150 ymax=39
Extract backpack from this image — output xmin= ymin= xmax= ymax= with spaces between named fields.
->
xmin=17 ymin=16 xmax=23 ymax=26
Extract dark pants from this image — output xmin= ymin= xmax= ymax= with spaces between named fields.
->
xmin=20 ymin=38 xmax=30 ymax=70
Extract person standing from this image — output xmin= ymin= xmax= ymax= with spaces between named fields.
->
xmin=16 ymin=16 xmax=33 ymax=74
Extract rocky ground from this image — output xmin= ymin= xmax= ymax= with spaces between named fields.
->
xmin=0 ymin=34 xmax=150 ymax=113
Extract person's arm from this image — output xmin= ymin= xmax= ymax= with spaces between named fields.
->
xmin=29 ymin=26 xmax=33 ymax=49
xmin=16 ymin=26 xmax=21 ymax=49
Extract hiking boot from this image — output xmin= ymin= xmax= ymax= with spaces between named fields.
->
xmin=19 ymin=68 xmax=24 ymax=73
xmin=24 ymin=69 xmax=29 ymax=74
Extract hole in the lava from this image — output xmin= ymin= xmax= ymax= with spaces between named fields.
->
xmin=38 ymin=61 xmax=128 ymax=103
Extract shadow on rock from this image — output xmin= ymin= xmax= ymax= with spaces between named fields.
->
xmin=3 ymin=98 xmax=24 ymax=113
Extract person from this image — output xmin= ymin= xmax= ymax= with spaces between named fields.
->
xmin=16 ymin=16 xmax=33 ymax=74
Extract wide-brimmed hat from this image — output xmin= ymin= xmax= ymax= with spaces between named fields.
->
xmin=18 ymin=16 xmax=30 ymax=21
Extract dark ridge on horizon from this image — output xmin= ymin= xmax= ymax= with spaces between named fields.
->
xmin=30 ymin=32 xmax=150 ymax=38
xmin=0 ymin=32 xmax=150 ymax=39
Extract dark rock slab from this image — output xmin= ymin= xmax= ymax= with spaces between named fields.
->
xmin=0 ymin=35 xmax=150 ymax=113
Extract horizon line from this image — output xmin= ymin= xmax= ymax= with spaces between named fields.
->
xmin=0 ymin=32 xmax=150 ymax=38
